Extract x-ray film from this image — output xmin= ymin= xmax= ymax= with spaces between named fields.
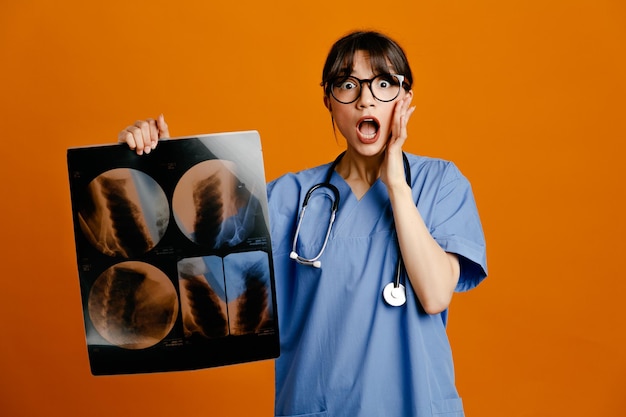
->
xmin=67 ymin=131 xmax=279 ymax=375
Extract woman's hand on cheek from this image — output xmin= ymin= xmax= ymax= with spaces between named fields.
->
xmin=389 ymin=94 xmax=415 ymax=152
xmin=118 ymin=114 xmax=170 ymax=155
xmin=381 ymin=94 xmax=415 ymax=188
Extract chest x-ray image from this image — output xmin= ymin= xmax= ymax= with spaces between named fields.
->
xmin=172 ymin=159 xmax=262 ymax=249
xmin=67 ymin=131 xmax=279 ymax=375
xmin=178 ymin=251 xmax=274 ymax=341
xmin=87 ymin=261 xmax=179 ymax=350
xmin=78 ymin=168 xmax=170 ymax=258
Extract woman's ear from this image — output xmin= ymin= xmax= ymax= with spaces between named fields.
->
xmin=323 ymin=95 xmax=332 ymax=112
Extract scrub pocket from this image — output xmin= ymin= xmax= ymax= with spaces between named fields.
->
xmin=275 ymin=412 xmax=328 ymax=417
xmin=431 ymin=397 xmax=464 ymax=416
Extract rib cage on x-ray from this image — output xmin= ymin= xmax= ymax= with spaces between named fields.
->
xmin=233 ymin=268 xmax=269 ymax=334
xmin=88 ymin=262 xmax=179 ymax=350
xmin=78 ymin=169 xmax=169 ymax=258
xmin=180 ymin=273 xmax=229 ymax=339
xmin=178 ymin=252 xmax=272 ymax=339
xmin=192 ymin=174 xmax=224 ymax=248
xmin=174 ymin=159 xmax=260 ymax=250
xmin=98 ymin=176 xmax=153 ymax=257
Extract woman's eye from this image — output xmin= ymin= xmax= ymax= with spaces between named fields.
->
xmin=377 ymin=77 xmax=398 ymax=89
xmin=341 ymin=81 xmax=357 ymax=90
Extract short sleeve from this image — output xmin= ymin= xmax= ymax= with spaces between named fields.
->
xmin=422 ymin=162 xmax=487 ymax=292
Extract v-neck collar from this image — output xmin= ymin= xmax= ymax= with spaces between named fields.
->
xmin=327 ymin=169 xmax=389 ymax=237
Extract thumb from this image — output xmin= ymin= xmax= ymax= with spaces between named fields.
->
xmin=157 ymin=113 xmax=170 ymax=139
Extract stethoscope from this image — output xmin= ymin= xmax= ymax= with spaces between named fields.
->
xmin=290 ymin=151 xmax=412 ymax=307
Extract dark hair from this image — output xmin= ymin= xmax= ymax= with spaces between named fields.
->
xmin=321 ymin=31 xmax=413 ymax=96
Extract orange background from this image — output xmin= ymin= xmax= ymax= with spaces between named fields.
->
xmin=1 ymin=0 xmax=625 ymax=416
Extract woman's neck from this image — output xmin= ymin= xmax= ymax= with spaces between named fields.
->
xmin=335 ymin=149 xmax=384 ymax=199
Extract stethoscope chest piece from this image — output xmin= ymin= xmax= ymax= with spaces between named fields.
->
xmin=383 ymin=282 xmax=406 ymax=307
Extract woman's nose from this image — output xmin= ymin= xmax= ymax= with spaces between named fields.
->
xmin=356 ymin=82 xmax=376 ymax=107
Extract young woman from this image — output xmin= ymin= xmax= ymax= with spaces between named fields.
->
xmin=120 ymin=31 xmax=487 ymax=417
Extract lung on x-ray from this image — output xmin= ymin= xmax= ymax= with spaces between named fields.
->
xmin=67 ymin=131 xmax=279 ymax=375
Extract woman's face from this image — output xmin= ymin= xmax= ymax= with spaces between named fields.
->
xmin=325 ymin=50 xmax=413 ymax=158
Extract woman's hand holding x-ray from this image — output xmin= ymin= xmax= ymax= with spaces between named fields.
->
xmin=118 ymin=114 xmax=170 ymax=155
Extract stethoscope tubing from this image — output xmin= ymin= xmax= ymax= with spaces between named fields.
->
xmin=290 ymin=152 xmax=412 ymax=306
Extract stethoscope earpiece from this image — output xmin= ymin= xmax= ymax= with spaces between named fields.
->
xmin=290 ymin=251 xmax=322 ymax=268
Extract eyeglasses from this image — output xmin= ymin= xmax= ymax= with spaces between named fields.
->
xmin=329 ymin=74 xmax=406 ymax=104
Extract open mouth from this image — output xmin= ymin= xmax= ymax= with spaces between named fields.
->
xmin=357 ymin=117 xmax=380 ymax=142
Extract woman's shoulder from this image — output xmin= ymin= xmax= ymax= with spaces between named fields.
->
xmin=405 ymin=153 xmax=464 ymax=178
xmin=267 ymin=163 xmax=331 ymax=196
xmin=266 ymin=163 xmax=332 ymax=235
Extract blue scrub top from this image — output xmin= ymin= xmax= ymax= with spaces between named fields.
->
xmin=267 ymin=153 xmax=487 ymax=417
